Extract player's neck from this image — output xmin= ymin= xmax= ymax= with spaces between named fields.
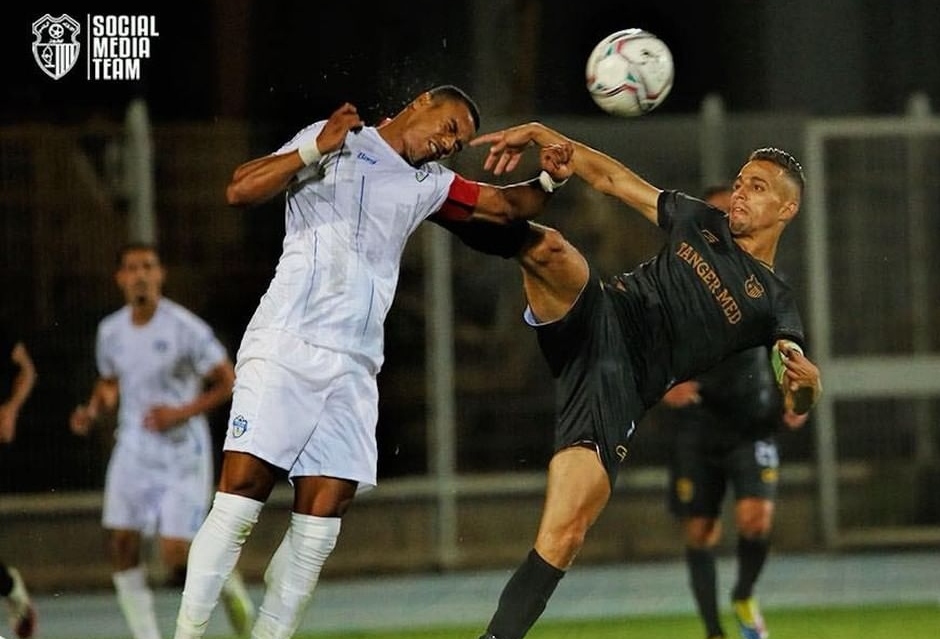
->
xmin=734 ymin=236 xmax=776 ymax=271
xmin=130 ymin=298 xmax=159 ymax=325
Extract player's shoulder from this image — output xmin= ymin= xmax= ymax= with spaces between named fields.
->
xmin=99 ymin=305 xmax=130 ymax=332
xmin=157 ymin=299 xmax=212 ymax=332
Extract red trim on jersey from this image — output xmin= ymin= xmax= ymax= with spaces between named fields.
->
xmin=436 ymin=174 xmax=480 ymax=221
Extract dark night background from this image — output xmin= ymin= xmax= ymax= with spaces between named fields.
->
xmin=4 ymin=1 xmax=940 ymax=131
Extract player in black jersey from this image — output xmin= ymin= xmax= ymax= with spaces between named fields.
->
xmin=459 ymin=124 xmax=822 ymax=639
xmin=657 ymin=179 xmax=809 ymax=639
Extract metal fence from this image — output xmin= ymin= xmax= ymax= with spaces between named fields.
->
xmin=2 ymin=98 xmax=939 ymax=569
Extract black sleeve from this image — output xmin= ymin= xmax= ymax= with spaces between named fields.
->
xmin=428 ymin=214 xmax=532 ymax=259
xmin=770 ymin=285 xmax=806 ymax=349
xmin=657 ymin=190 xmax=721 ymax=233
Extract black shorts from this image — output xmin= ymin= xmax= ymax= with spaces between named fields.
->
xmin=667 ymin=414 xmax=779 ymax=518
xmin=531 ymin=275 xmax=643 ymax=486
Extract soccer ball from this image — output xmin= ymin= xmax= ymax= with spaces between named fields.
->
xmin=585 ymin=29 xmax=674 ymax=117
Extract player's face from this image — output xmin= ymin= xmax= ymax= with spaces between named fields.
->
xmin=728 ymin=160 xmax=799 ymax=237
xmin=116 ymin=249 xmax=164 ymax=307
xmin=402 ymin=97 xmax=477 ymax=167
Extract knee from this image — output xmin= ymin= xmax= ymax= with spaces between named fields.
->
xmin=523 ymin=226 xmax=571 ymax=267
xmin=736 ymin=511 xmax=773 ymax=539
xmin=535 ymin=523 xmax=588 ymax=569
xmin=684 ymin=518 xmax=721 ymax=549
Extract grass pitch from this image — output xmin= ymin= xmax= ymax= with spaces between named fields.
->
xmin=287 ymin=603 xmax=939 ymax=639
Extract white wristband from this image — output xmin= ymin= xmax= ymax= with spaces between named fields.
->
xmin=297 ymin=138 xmax=323 ymax=166
xmin=538 ymin=170 xmax=568 ymax=193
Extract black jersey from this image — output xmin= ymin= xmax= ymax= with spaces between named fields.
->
xmin=668 ymin=346 xmax=786 ymax=441
xmin=611 ymin=190 xmax=805 ymax=407
xmin=0 ymin=323 xmax=14 ymax=395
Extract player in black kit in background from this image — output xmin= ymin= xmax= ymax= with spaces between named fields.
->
xmin=458 ymin=125 xmax=821 ymax=639
xmin=659 ymin=184 xmax=808 ymax=639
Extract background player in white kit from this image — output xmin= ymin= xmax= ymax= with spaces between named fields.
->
xmin=173 ymin=86 xmax=572 ymax=639
xmin=70 ymin=243 xmax=254 ymax=639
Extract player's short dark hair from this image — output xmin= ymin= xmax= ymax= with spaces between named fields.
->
xmin=748 ymin=147 xmax=805 ymax=194
xmin=116 ymin=241 xmax=160 ymax=266
xmin=429 ymin=84 xmax=481 ymax=131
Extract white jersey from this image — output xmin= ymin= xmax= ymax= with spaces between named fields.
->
xmin=96 ymin=298 xmax=229 ymax=452
xmin=239 ymin=124 xmax=457 ymax=373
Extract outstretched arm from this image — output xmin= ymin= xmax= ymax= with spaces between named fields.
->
xmin=225 ymin=103 xmax=365 ymax=206
xmin=468 ymin=142 xmax=575 ymax=224
xmin=471 ymin=122 xmax=662 ymax=225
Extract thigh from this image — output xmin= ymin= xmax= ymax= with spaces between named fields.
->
xmin=102 ymin=445 xmax=156 ymax=534
xmin=292 ymin=359 xmax=379 ymax=491
xmin=519 ymin=224 xmax=590 ymax=324
xmin=159 ymin=431 xmax=214 ymax=540
xmin=224 ymin=349 xmax=339 ymax=472
xmin=669 ymin=422 xmax=727 ymax=518
xmin=535 ymin=278 xmax=643 ymax=486
xmin=727 ymin=438 xmax=779 ymax=502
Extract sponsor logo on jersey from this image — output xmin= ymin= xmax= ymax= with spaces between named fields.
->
xmin=700 ymin=228 xmax=719 ymax=244
xmin=231 ymin=414 xmax=248 ymax=438
xmin=356 ymin=151 xmax=377 ymax=165
xmin=744 ymin=273 xmax=765 ymax=299
xmin=415 ymin=170 xmax=429 ymax=183
xmin=615 ymin=445 xmax=629 ymax=462
xmin=676 ymin=240 xmax=742 ymax=324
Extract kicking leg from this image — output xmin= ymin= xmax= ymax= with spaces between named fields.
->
xmin=518 ymin=224 xmax=590 ymax=324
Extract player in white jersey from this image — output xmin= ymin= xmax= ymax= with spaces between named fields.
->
xmin=173 ymin=85 xmax=572 ymax=639
xmin=70 ymin=243 xmax=254 ymax=639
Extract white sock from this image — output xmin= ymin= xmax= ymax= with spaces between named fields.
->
xmin=174 ymin=492 xmax=263 ymax=639
xmin=113 ymin=566 xmax=162 ymax=639
xmin=251 ymin=513 xmax=341 ymax=639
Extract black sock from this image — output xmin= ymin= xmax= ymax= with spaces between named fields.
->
xmin=0 ymin=562 xmax=12 ymax=597
xmin=732 ymin=536 xmax=769 ymax=601
xmin=430 ymin=216 xmax=532 ymax=258
xmin=484 ymin=549 xmax=565 ymax=639
xmin=686 ymin=547 xmax=723 ymax=637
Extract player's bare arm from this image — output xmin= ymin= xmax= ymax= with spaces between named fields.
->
xmin=70 ymin=377 xmax=119 ymax=435
xmin=470 ymin=142 xmax=574 ymax=224
xmin=144 ymin=359 xmax=235 ymax=432
xmin=226 ymin=103 xmax=364 ymax=206
xmin=472 ymin=122 xmax=661 ymax=224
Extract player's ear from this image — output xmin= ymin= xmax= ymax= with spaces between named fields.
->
xmin=779 ymin=200 xmax=799 ymax=222
xmin=412 ymin=91 xmax=434 ymax=111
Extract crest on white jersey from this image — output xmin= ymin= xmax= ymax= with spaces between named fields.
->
xmin=32 ymin=14 xmax=81 ymax=80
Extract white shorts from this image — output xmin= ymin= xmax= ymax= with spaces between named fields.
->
xmin=224 ymin=333 xmax=379 ymax=491
xmin=102 ymin=429 xmax=213 ymax=539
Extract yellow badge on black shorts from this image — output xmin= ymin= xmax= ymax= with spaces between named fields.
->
xmin=676 ymin=477 xmax=694 ymax=504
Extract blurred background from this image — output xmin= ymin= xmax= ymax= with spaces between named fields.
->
xmin=1 ymin=0 xmax=939 ymax=592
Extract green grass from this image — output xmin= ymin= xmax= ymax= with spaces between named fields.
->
xmin=285 ymin=603 xmax=940 ymax=639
